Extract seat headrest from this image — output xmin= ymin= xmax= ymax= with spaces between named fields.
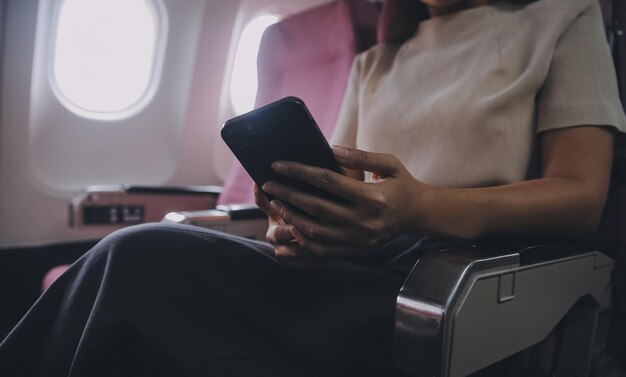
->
xmin=218 ymin=0 xmax=379 ymax=206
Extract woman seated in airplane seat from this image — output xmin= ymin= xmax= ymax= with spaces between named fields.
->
xmin=1 ymin=0 xmax=626 ymax=376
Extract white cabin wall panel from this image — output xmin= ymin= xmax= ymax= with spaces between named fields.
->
xmin=165 ymin=0 xmax=241 ymax=186
xmin=28 ymin=0 xmax=205 ymax=192
xmin=0 ymin=0 xmax=208 ymax=246
xmin=0 ymin=0 xmax=102 ymax=246
xmin=0 ymin=0 xmax=44 ymax=245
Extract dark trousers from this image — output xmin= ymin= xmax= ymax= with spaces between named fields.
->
xmin=0 ymin=223 xmax=431 ymax=377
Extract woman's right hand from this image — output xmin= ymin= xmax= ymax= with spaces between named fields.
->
xmin=253 ymin=184 xmax=322 ymax=269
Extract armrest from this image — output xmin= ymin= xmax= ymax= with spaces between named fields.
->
xmin=393 ymin=240 xmax=613 ymax=377
xmin=162 ymin=204 xmax=268 ymax=241
xmin=70 ymin=184 xmax=223 ymax=228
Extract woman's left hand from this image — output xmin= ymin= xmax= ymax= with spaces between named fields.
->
xmin=261 ymin=145 xmax=430 ymax=259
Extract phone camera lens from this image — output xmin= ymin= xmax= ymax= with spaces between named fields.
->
xmin=249 ymin=132 xmax=263 ymax=146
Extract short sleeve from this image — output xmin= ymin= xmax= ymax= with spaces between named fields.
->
xmin=330 ymin=56 xmax=361 ymax=148
xmin=536 ymin=0 xmax=626 ymax=134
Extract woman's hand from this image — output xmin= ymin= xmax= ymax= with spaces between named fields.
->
xmin=261 ymin=146 xmax=429 ymax=259
xmin=253 ymin=184 xmax=322 ymax=268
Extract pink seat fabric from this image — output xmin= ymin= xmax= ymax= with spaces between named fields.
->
xmin=42 ymin=264 xmax=71 ymax=292
xmin=217 ymin=0 xmax=379 ymax=205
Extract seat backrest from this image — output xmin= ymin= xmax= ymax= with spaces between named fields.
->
xmin=599 ymin=0 xmax=626 ymax=338
xmin=217 ymin=0 xmax=379 ymax=205
xmin=600 ymin=0 xmax=625 ymax=253
xmin=613 ymin=0 xmax=626 ymax=110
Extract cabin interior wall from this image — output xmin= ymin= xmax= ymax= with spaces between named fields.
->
xmin=1 ymin=0 xmax=207 ymax=247
xmin=0 ymin=0 xmax=334 ymax=247
xmin=0 ymin=0 xmax=51 ymax=247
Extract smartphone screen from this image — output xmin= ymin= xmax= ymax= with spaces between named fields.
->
xmin=221 ymin=97 xmax=346 ymax=203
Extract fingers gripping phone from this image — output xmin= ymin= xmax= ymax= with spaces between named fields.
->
xmin=221 ymin=97 xmax=346 ymax=203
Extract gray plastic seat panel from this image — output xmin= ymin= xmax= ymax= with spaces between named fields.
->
xmin=393 ymin=247 xmax=613 ymax=377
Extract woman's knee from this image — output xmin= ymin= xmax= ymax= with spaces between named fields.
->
xmin=85 ymin=223 xmax=268 ymax=275
xmin=83 ymin=223 xmax=212 ymax=272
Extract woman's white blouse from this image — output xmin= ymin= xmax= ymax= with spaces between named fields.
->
xmin=331 ymin=0 xmax=626 ymax=187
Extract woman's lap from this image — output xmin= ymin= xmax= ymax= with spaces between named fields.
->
xmin=0 ymin=223 xmax=422 ymax=377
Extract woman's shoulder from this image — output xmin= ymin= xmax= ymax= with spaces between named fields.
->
xmin=356 ymin=43 xmax=398 ymax=64
xmin=491 ymin=0 xmax=605 ymax=54
xmin=504 ymin=0 xmax=603 ymax=23
xmin=351 ymin=43 xmax=400 ymax=78
xmin=350 ymin=0 xmax=605 ymax=82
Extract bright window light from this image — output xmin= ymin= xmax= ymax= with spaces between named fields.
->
xmin=53 ymin=0 xmax=161 ymax=117
xmin=230 ymin=14 xmax=280 ymax=115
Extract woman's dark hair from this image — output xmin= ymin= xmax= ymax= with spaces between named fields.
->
xmin=378 ymin=0 xmax=538 ymax=44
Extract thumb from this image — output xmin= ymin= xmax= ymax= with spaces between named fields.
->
xmin=253 ymin=184 xmax=283 ymax=223
xmin=332 ymin=146 xmax=399 ymax=177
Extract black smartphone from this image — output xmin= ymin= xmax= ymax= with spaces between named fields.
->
xmin=221 ymin=96 xmax=346 ymax=203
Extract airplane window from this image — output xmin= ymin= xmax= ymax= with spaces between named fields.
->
xmin=229 ymin=13 xmax=281 ymax=115
xmin=52 ymin=0 xmax=164 ymax=119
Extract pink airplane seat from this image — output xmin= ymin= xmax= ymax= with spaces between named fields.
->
xmin=42 ymin=264 xmax=71 ymax=292
xmin=217 ymin=0 xmax=379 ymax=205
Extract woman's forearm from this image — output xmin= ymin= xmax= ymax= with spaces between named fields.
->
xmin=416 ymin=176 xmax=609 ymax=239
xmin=264 ymin=128 xmax=613 ymax=255
xmin=414 ymin=126 xmax=614 ymax=240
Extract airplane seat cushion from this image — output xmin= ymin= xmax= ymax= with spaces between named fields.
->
xmin=42 ymin=264 xmax=71 ymax=292
xmin=608 ymin=0 xmax=626 ymax=339
xmin=217 ymin=0 xmax=379 ymax=205
xmin=599 ymin=0 xmax=612 ymax=25
xmin=600 ymin=140 xmax=626 ymax=368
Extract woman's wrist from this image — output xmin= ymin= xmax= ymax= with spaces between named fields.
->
xmin=404 ymin=179 xmax=440 ymax=236
xmin=406 ymin=184 xmax=486 ymax=239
